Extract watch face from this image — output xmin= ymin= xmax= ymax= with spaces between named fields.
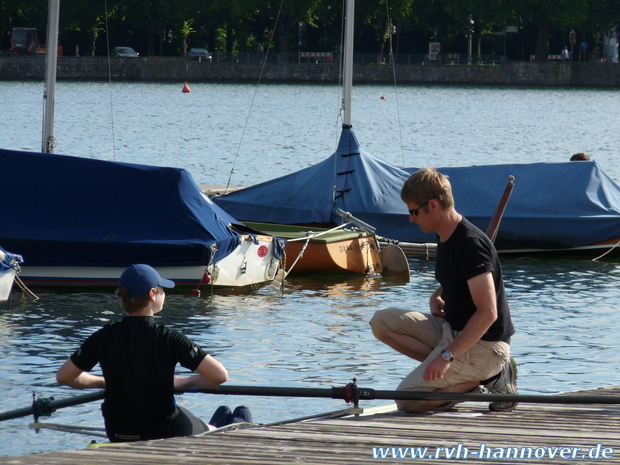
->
xmin=442 ymin=350 xmax=453 ymax=361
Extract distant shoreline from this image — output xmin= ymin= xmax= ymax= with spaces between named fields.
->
xmin=1 ymin=56 xmax=619 ymax=87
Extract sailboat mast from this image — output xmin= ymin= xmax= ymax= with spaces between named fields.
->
xmin=42 ymin=0 xmax=60 ymax=153
xmin=342 ymin=0 xmax=355 ymax=127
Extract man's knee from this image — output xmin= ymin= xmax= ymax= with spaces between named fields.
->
xmin=369 ymin=307 xmax=406 ymax=331
xmin=370 ymin=323 xmax=388 ymax=342
xmin=370 ymin=308 xmax=404 ymax=342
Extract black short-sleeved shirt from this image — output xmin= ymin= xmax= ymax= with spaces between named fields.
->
xmin=435 ymin=218 xmax=514 ymax=343
xmin=71 ymin=316 xmax=207 ymax=427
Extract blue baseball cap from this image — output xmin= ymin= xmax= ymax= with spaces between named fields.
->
xmin=119 ymin=264 xmax=175 ymax=298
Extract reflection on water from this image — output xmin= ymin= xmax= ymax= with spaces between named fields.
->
xmin=1 ymin=257 xmax=620 ymax=457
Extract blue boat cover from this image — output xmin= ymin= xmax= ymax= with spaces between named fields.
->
xmin=0 ymin=148 xmax=244 ymax=267
xmin=215 ymin=127 xmax=620 ymax=250
xmin=0 ymin=246 xmax=23 ymax=276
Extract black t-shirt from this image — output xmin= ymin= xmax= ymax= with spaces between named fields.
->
xmin=71 ymin=316 xmax=207 ymax=426
xmin=435 ymin=218 xmax=514 ymax=343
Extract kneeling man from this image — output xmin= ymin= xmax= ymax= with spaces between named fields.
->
xmin=370 ymin=167 xmax=517 ymax=412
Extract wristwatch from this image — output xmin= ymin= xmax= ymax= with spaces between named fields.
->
xmin=441 ymin=350 xmax=454 ymax=362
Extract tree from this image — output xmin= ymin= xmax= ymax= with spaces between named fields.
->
xmin=513 ymin=0 xmax=588 ymax=61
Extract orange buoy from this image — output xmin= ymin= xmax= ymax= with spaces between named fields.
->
xmin=191 ymin=289 xmax=201 ymax=297
xmin=182 ymin=82 xmax=191 ymax=93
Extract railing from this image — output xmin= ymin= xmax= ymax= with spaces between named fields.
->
xmin=530 ymin=54 xmax=565 ymax=61
xmin=210 ymin=52 xmax=509 ymax=65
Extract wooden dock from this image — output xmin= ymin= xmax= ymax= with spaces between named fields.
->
xmin=2 ymin=386 xmax=619 ymax=464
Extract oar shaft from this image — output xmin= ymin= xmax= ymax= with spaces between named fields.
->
xmin=0 ymin=406 xmax=36 ymax=422
xmin=369 ymin=389 xmax=620 ymax=404
xmin=0 ymin=390 xmax=104 ymax=422
xmin=47 ymin=391 xmax=105 ymax=410
xmin=4 ymin=384 xmax=618 ymax=423
xmin=194 ymin=385 xmax=346 ymax=399
xmin=194 ymin=385 xmax=620 ymax=405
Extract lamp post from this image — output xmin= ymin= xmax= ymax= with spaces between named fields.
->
xmin=468 ymin=16 xmax=473 ymax=64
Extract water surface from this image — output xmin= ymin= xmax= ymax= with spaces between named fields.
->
xmin=0 ymin=82 xmax=619 ymax=457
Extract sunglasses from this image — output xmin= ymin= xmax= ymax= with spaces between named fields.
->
xmin=408 ymin=199 xmax=430 ymax=217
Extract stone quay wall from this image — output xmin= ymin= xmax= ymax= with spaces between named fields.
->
xmin=1 ymin=56 xmax=619 ymax=87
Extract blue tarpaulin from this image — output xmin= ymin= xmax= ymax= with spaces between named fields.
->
xmin=215 ymin=127 xmax=620 ymax=250
xmin=0 ymin=148 xmax=243 ymax=267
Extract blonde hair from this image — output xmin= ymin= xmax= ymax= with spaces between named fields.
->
xmin=400 ymin=167 xmax=454 ymax=209
xmin=115 ymin=286 xmax=162 ymax=313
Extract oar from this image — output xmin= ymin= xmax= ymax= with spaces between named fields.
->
xmin=0 ymin=390 xmax=104 ymax=422
xmin=4 ymin=384 xmax=619 ymax=424
xmin=485 ymin=175 xmax=515 ymax=242
xmin=188 ymin=384 xmax=620 ymax=407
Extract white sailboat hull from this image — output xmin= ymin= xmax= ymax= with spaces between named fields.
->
xmin=0 ymin=269 xmax=17 ymax=301
xmin=16 ymin=235 xmax=280 ymax=290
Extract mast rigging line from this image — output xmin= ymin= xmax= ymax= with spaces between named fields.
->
xmin=103 ymin=0 xmax=117 ymax=161
xmin=384 ymin=0 xmax=406 ymax=166
xmin=224 ymin=0 xmax=285 ymax=194
xmin=103 ymin=0 xmax=116 ymax=161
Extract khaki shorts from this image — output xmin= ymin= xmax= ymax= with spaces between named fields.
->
xmin=370 ymin=307 xmax=510 ymax=411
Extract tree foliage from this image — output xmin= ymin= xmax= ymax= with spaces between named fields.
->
xmin=1 ymin=0 xmax=618 ymax=59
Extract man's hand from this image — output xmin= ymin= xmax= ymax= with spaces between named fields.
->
xmin=430 ymin=295 xmax=446 ymax=318
xmin=423 ymin=355 xmax=451 ymax=381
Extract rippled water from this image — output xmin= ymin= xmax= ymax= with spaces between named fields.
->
xmin=1 ymin=82 xmax=620 ymax=457
xmin=2 ymin=82 xmax=619 ymax=184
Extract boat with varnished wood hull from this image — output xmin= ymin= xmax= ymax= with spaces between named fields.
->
xmin=244 ymin=222 xmax=382 ymax=276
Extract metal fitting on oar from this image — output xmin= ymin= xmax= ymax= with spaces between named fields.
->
xmin=344 ymin=378 xmax=358 ymax=407
xmin=31 ymin=393 xmax=56 ymax=432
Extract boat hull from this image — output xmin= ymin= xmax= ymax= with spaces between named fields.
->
xmin=15 ymin=235 xmax=280 ymax=289
xmin=245 ymin=222 xmax=381 ymax=276
xmin=283 ymin=235 xmax=381 ymax=275
xmin=209 ymin=234 xmax=280 ymax=286
xmin=0 ymin=247 xmax=22 ymax=301
xmin=0 ymin=268 xmax=17 ymax=301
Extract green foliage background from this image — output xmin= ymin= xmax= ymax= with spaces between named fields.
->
xmin=2 ymin=0 xmax=619 ymax=60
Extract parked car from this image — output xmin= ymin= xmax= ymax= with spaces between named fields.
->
xmin=188 ymin=48 xmax=212 ymax=61
xmin=112 ymin=46 xmax=139 ymax=58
